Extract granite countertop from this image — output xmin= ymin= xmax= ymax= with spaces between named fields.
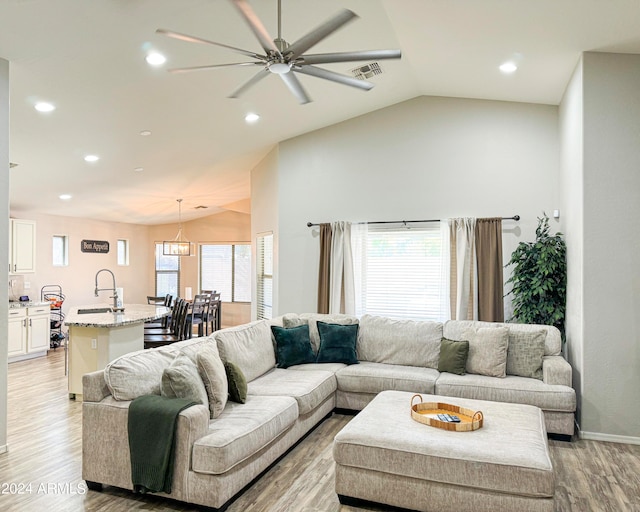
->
xmin=9 ymin=301 xmax=51 ymax=309
xmin=64 ymin=303 xmax=170 ymax=328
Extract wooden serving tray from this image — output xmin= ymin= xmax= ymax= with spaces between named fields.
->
xmin=410 ymin=394 xmax=483 ymax=432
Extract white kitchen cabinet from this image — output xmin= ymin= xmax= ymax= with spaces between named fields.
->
xmin=8 ymin=305 xmax=50 ymax=362
xmin=8 ymin=308 xmax=27 ymax=358
xmin=9 ymin=218 xmax=36 ymax=274
xmin=27 ymin=305 xmax=51 ymax=353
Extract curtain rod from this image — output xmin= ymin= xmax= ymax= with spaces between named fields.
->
xmin=306 ymin=215 xmax=520 ymax=228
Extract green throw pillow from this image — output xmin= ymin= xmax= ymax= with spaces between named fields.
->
xmin=224 ymin=361 xmax=247 ymax=404
xmin=438 ymin=338 xmax=469 ymax=375
xmin=271 ymin=324 xmax=316 ymax=368
xmin=316 ymin=322 xmax=359 ymax=365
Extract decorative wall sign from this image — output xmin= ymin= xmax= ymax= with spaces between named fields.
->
xmin=81 ymin=240 xmax=110 ymax=254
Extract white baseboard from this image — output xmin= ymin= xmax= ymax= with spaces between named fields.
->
xmin=580 ymin=430 xmax=640 ymax=445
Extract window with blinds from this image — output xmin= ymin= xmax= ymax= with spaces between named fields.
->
xmin=256 ymin=233 xmax=273 ymax=320
xmin=199 ymin=244 xmax=251 ymax=303
xmin=354 ymin=225 xmax=446 ymax=321
xmin=155 ymin=243 xmax=180 ymax=297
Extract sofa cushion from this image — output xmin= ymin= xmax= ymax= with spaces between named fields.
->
xmin=435 ymin=372 xmax=576 ymax=412
xmin=247 ymin=368 xmax=336 ymax=415
xmin=283 ymin=313 xmax=358 ymax=353
xmin=287 ymin=362 xmax=347 ymax=373
xmin=357 ymin=315 xmax=443 ymax=369
xmin=104 ymin=347 xmax=176 ymax=401
xmin=196 ymin=346 xmax=228 ymax=419
xmin=192 ymin=395 xmax=298 ymax=475
xmin=271 ymin=325 xmax=316 ymax=368
xmin=464 ymin=326 xmax=509 ymax=378
xmin=224 ymin=361 xmax=247 ymax=404
xmin=160 ymin=353 xmax=209 ymax=406
xmin=507 ymin=329 xmax=546 ymax=380
xmin=444 ymin=320 xmax=561 ymax=356
xmin=438 ymin=338 xmax=469 ymax=375
xmin=316 ymin=322 xmax=359 ymax=365
xmin=215 ymin=320 xmax=276 ymax=382
xmin=336 ymin=361 xmax=439 ymax=395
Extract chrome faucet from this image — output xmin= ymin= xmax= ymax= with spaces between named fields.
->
xmin=94 ymin=268 xmax=124 ymax=311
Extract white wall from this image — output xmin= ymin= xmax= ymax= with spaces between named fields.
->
xmin=0 ymin=58 xmax=9 ymax=453
xmin=580 ymin=52 xmax=640 ymax=440
xmin=8 ymin=211 xmax=153 ymax=309
xmin=272 ymin=96 xmax=560 ymax=314
xmin=559 ymin=58 xmax=585 ymax=426
xmin=250 ymin=147 xmax=279 ymax=319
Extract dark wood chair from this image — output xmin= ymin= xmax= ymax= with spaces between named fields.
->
xmin=188 ymin=294 xmax=209 ymax=338
xmin=206 ymin=292 xmax=222 ymax=334
xmin=144 ymin=294 xmax=173 ymax=330
xmin=144 ymin=298 xmax=189 ymax=348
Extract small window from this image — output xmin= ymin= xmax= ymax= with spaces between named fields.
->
xmin=53 ymin=235 xmax=68 ymax=266
xmin=117 ymin=239 xmax=129 ymax=266
xmin=199 ymin=243 xmax=251 ymax=303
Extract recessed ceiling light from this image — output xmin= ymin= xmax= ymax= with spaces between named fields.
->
xmin=146 ymin=52 xmax=166 ymax=66
xmin=499 ymin=62 xmax=518 ymax=74
xmin=59 ymin=194 xmax=72 ymax=200
xmin=35 ymin=102 xmax=56 ymax=113
xmin=245 ymin=113 xmax=260 ymax=123
xmin=134 ymin=167 xmax=144 ymax=172
xmin=140 ymin=130 xmax=152 ymax=136
xmin=84 ymin=155 xmax=99 ymax=162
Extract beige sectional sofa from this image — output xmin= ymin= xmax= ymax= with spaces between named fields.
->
xmin=82 ymin=313 xmax=575 ymax=510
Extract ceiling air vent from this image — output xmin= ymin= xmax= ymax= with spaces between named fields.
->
xmin=194 ymin=205 xmax=208 ymax=210
xmin=351 ymin=62 xmax=383 ymax=80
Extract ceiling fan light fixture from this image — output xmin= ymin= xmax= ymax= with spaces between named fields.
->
xmin=268 ymin=62 xmax=291 ymax=74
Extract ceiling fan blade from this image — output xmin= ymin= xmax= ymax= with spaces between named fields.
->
xmin=279 ymin=72 xmax=312 ymax=104
xmin=294 ymin=65 xmax=374 ymax=91
xmin=156 ymin=28 xmax=265 ymax=60
xmin=228 ymin=67 xmax=271 ymax=99
xmin=169 ymin=62 xmax=263 ymax=74
xmin=230 ymin=0 xmax=281 ymax=58
xmin=286 ymin=9 xmax=358 ymax=60
xmin=299 ymin=49 xmax=402 ymax=65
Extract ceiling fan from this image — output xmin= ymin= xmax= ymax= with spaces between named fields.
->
xmin=156 ymin=0 xmax=401 ymax=104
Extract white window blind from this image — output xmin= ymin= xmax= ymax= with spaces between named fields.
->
xmin=354 ymin=224 xmax=447 ymax=321
xmin=155 ymin=243 xmax=180 ymax=297
xmin=256 ymin=233 xmax=273 ymax=320
xmin=200 ymin=244 xmax=251 ymax=303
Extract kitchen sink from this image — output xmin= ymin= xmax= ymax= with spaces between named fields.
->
xmin=77 ymin=307 xmax=113 ymax=314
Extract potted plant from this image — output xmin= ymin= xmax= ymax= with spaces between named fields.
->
xmin=505 ymin=214 xmax=567 ymax=339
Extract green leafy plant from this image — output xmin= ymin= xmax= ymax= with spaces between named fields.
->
xmin=505 ymin=214 xmax=567 ymax=339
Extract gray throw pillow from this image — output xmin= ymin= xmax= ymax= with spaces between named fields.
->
xmin=160 ymin=353 xmax=209 ymax=406
xmin=507 ymin=329 xmax=546 ymax=379
xmin=196 ymin=346 xmax=229 ymax=419
xmin=464 ymin=326 xmax=509 ymax=378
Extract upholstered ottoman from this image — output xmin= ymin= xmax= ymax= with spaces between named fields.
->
xmin=333 ymin=390 xmax=555 ymax=512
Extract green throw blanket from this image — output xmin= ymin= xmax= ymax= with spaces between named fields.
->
xmin=128 ymin=395 xmax=197 ymax=494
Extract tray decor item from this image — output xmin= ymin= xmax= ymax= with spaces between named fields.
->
xmin=410 ymin=394 xmax=483 ymax=432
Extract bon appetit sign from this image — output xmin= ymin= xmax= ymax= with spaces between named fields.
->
xmin=81 ymin=240 xmax=110 ymax=254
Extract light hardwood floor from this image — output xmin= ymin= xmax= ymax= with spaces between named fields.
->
xmin=1 ymin=350 xmax=639 ymax=511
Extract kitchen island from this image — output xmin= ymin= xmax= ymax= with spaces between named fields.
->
xmin=64 ymin=303 xmax=170 ymax=400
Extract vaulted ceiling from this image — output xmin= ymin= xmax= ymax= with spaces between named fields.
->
xmin=2 ymin=0 xmax=639 ymax=224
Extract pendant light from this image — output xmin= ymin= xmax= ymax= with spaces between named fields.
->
xmin=163 ymin=198 xmax=193 ymax=256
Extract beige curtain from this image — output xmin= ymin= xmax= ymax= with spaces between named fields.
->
xmin=329 ymin=221 xmax=355 ymax=315
xmin=316 ymin=223 xmax=332 ymax=314
xmin=449 ymin=218 xmax=476 ymax=320
xmin=475 ymin=218 xmax=504 ymax=322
